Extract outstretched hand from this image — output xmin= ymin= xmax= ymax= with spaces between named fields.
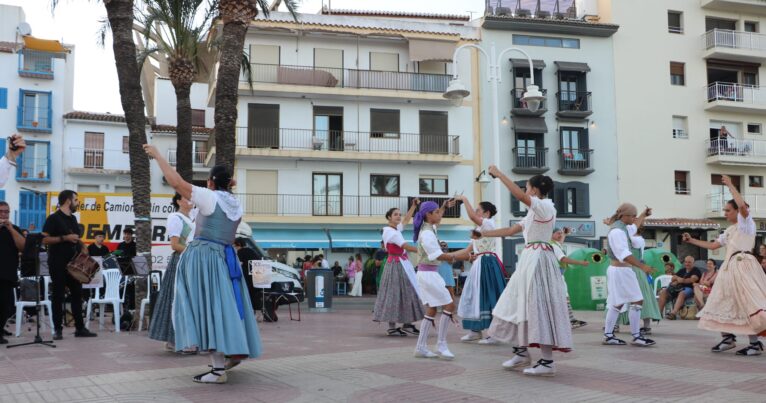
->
xmin=143 ymin=144 xmax=160 ymax=159
xmin=488 ymin=165 xmax=501 ymax=179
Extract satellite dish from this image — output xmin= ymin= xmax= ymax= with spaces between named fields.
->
xmin=17 ymin=22 xmax=32 ymax=36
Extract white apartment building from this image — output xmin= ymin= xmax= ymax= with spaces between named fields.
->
xmin=0 ymin=5 xmax=74 ymax=231
xmin=205 ymin=10 xmax=481 ymax=263
xmin=601 ymin=0 xmax=766 ymax=259
xmin=480 ymin=0 xmax=620 ymax=263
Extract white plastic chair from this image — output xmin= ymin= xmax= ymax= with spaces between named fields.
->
xmin=137 ymin=272 xmax=162 ymax=331
xmin=13 ymin=276 xmax=54 ymax=337
xmin=85 ymin=269 xmax=126 ymax=332
xmin=653 ymin=275 xmax=673 ymax=300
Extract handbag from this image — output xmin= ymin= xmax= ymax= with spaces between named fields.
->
xmin=678 ymin=304 xmax=699 ymax=320
xmin=66 ymin=252 xmax=100 ymax=284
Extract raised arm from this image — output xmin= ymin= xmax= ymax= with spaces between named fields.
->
xmin=682 ymin=232 xmax=722 ymax=251
xmin=723 ymin=175 xmax=748 ymax=218
xmin=458 ymin=195 xmax=483 ymax=226
xmin=403 ymin=198 xmax=419 ymax=226
xmin=488 ymin=165 xmax=531 ymax=207
xmin=634 ymin=207 xmax=652 ymax=229
xmin=481 ymin=224 xmax=523 ymax=238
xmin=143 ymin=144 xmax=193 ymax=200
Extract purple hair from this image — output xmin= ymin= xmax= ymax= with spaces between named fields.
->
xmin=413 ymin=201 xmax=439 ymax=242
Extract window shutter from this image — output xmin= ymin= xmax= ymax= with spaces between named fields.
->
xmin=553 ymin=181 xmax=566 ymax=215
xmin=0 ymin=88 xmax=7 ymax=109
xmin=574 ymin=182 xmax=590 ymax=217
xmin=670 ymin=62 xmax=684 ymax=76
xmin=510 ymin=180 xmax=526 ymax=216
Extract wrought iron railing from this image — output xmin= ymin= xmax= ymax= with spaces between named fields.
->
xmin=512 ymin=147 xmax=548 ymax=170
xmin=236 ymin=194 xmax=461 ymax=218
xmin=558 ymin=148 xmax=594 ymax=171
xmin=557 ymin=90 xmax=591 ymax=113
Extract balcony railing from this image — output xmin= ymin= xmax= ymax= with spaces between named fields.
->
xmin=673 ymin=129 xmax=688 ymax=139
xmin=705 ymin=136 xmax=766 ymax=157
xmin=18 ymin=49 xmax=54 ymax=79
xmin=17 ymin=157 xmax=50 ymax=182
xmin=236 ymin=194 xmax=461 ymax=218
xmin=512 ymin=147 xmax=548 ymax=173
xmin=246 ymin=63 xmax=451 ymax=93
xmin=67 ymin=148 xmax=129 ymax=172
xmin=558 ymin=148 xmax=594 ymax=174
xmin=83 ymin=149 xmax=104 ymax=169
xmin=235 ymin=128 xmax=460 ymax=156
xmin=556 ymin=90 xmax=592 ymax=115
xmin=707 ymin=192 xmax=766 ymax=217
xmin=167 ymin=149 xmax=208 ymax=166
xmin=511 ymin=88 xmax=547 ymax=115
xmin=16 ymin=106 xmax=52 ymax=132
xmin=706 ymin=81 xmax=766 ymax=105
xmin=703 ymin=29 xmax=766 ymax=52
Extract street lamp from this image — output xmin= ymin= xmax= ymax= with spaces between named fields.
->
xmin=445 ymin=42 xmax=543 ymax=260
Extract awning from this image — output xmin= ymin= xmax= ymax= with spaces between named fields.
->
xmin=408 ymin=39 xmax=456 ymax=62
xmin=509 ymin=58 xmax=546 ymax=69
xmin=512 ymin=116 xmax=547 ymax=133
xmin=22 ymin=36 xmax=67 ymax=54
xmin=252 ymin=228 xmax=329 ymax=249
xmin=252 ymin=227 xmax=470 ymax=249
xmin=554 ymin=61 xmax=590 ymax=72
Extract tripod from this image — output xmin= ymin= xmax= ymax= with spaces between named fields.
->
xmin=8 ymin=233 xmax=55 ymax=349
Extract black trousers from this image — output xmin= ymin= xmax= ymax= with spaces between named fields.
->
xmin=0 ymin=280 xmax=15 ymax=329
xmin=50 ymin=264 xmax=84 ymax=331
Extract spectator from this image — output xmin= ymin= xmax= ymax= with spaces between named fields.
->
xmin=319 ymin=254 xmax=329 ymax=269
xmin=658 ymin=255 xmax=701 ymax=320
xmin=761 ymin=257 xmax=766 ymax=274
xmin=0 ymin=201 xmax=24 ymax=344
xmin=693 ymin=259 xmax=718 ymax=310
xmin=87 ymin=231 xmax=110 ymax=257
xmin=312 ymin=255 xmax=323 ymax=268
xmin=345 ymin=256 xmax=355 ymax=281
xmin=117 ymin=228 xmax=137 ymax=261
xmin=234 ymin=238 xmax=265 ymax=313
xmin=758 ymin=244 xmax=766 ymax=262
xmin=348 ymin=254 xmax=364 ymax=297
xmin=331 ymin=261 xmax=343 ymax=278
xmin=373 ymin=241 xmax=387 ymax=293
xmin=301 ymin=255 xmax=313 ymax=280
xmin=663 ymin=262 xmax=675 ymax=276
xmin=0 ymin=134 xmax=25 ymax=188
xmin=21 ymin=229 xmax=28 ymax=238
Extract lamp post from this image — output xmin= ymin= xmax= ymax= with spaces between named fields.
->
xmin=444 ymin=43 xmax=544 ymax=261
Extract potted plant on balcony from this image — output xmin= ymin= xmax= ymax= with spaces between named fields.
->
xmin=37 ymin=171 xmax=45 ymax=179
xmin=21 ymin=171 xmax=28 ymax=178
xmin=31 ymin=121 xmax=38 ymax=128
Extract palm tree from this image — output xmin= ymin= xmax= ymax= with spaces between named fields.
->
xmin=136 ymin=0 xmax=216 ymax=182
xmin=52 ymin=0 xmax=153 ymax=258
xmin=213 ymin=0 xmax=297 ymax=171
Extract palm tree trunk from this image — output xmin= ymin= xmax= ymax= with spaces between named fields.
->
xmin=213 ymin=20 xmax=248 ymax=172
xmin=104 ymin=0 xmax=152 ymax=258
xmin=174 ymin=82 xmax=194 ymax=183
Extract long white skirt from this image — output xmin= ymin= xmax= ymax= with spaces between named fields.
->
xmin=349 ymin=271 xmax=364 ymax=297
xmin=417 ymin=271 xmax=452 ymax=307
xmin=606 ymin=266 xmax=643 ymax=312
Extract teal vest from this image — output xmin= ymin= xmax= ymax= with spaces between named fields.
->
xmin=606 ymin=220 xmax=639 ymax=261
xmin=417 ymin=224 xmax=440 ymax=266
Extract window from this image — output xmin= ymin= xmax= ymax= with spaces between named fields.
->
xmin=419 ymin=177 xmax=448 ymax=195
xmin=370 ymin=52 xmax=399 ymax=72
xmin=314 ymin=48 xmax=343 ymax=69
xmin=418 ymin=61 xmax=447 ymax=74
xmin=122 ymin=136 xmax=129 ymax=153
xmin=312 ymin=173 xmax=342 ymax=216
xmin=419 ymin=111 xmax=449 ymax=154
xmin=84 ymin=132 xmax=104 ymax=169
xmin=513 ymin=64 xmax=543 ymax=107
xmin=0 ymin=87 xmax=6 ymax=109
xmin=748 ymin=123 xmax=762 ymax=135
xmin=511 ymin=180 xmax=589 ymax=217
xmin=249 ymin=44 xmax=280 ymax=65
xmin=248 ymin=103 xmax=279 ymax=148
xmin=18 ymin=90 xmax=52 ymax=131
xmin=675 ymin=171 xmax=690 ymax=194
xmin=745 ymin=21 xmax=758 ymax=33
xmin=512 ymin=34 xmax=580 ymax=49
xmin=370 ymin=109 xmax=400 ymax=138
xmin=750 ymin=175 xmax=763 ymax=188
xmin=370 ymin=175 xmax=400 ymax=197
xmin=564 ymin=188 xmax=576 ymax=215
xmin=668 ymin=11 xmax=683 ymax=33
xmin=673 ymin=116 xmax=688 ymax=139
xmin=191 ymin=109 xmax=205 ymax=127
xmin=16 ymin=141 xmax=50 ymax=181
xmin=670 ymin=62 xmax=685 ymax=86
xmin=18 ymin=190 xmax=47 ymax=231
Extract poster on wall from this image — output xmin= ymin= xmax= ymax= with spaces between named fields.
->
xmin=590 ymin=276 xmax=607 ymax=300
xmin=47 ymin=192 xmax=175 ymax=270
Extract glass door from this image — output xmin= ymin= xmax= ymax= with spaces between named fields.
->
xmin=313 ymin=173 xmax=342 ymax=216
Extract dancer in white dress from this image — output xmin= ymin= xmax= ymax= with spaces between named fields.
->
xmin=485 ymin=166 xmax=572 ymax=377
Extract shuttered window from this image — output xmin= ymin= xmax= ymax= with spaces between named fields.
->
xmin=670 ymin=62 xmax=685 ymax=86
xmin=250 ymin=44 xmax=280 ymax=65
xmin=370 ymin=109 xmax=400 ymax=138
xmin=370 ymin=52 xmax=399 ymax=72
xmin=247 ymin=103 xmax=280 ymax=148
xmin=314 ymin=48 xmax=343 ymax=69
xmin=512 ymin=180 xmax=590 ymax=217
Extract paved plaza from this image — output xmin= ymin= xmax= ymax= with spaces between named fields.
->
xmin=1 ymin=297 xmax=766 ymax=403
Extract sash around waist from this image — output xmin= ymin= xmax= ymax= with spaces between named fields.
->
xmin=418 ymin=264 xmax=439 ymax=272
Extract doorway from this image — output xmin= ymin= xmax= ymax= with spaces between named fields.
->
xmin=313 ymin=106 xmax=344 ymax=151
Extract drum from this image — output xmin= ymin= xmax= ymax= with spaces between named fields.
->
xmin=66 ymin=253 xmax=100 ymax=283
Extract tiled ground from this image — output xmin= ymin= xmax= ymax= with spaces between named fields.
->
xmin=1 ymin=297 xmax=766 ymax=402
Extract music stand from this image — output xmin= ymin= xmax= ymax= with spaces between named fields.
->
xmin=250 ymin=260 xmax=273 ymax=321
xmin=8 ymin=233 xmax=55 ymax=349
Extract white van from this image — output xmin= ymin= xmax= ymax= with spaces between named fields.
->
xmin=236 ymin=223 xmax=304 ymax=301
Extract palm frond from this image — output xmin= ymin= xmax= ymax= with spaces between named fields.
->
xmin=96 ymin=17 xmax=111 ymax=48
xmin=136 ymin=45 xmax=161 ymax=67
xmin=241 ymin=51 xmax=254 ymax=93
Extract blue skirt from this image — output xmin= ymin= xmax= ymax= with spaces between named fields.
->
xmin=438 ymin=262 xmax=456 ymax=287
xmin=173 ymin=239 xmax=262 ymax=357
xmin=462 ymin=255 xmax=506 ymax=332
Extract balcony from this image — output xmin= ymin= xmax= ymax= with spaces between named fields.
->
xmin=236 ymin=194 xmax=462 ymax=219
xmin=241 ymin=64 xmax=452 ymax=103
xmin=16 ymin=157 xmax=50 ymax=182
xmin=705 ymin=137 xmax=766 ymax=166
xmin=17 ymin=105 xmax=52 ymax=133
xmin=558 ymin=148 xmax=594 ymax=176
xmin=512 ymin=147 xmax=549 ymax=174
xmin=18 ymin=49 xmax=54 ymax=79
xmin=701 ymin=0 xmax=766 ymax=16
xmin=706 ymin=192 xmax=766 ymax=218
xmin=167 ymin=149 xmax=208 ymax=168
xmin=511 ymin=88 xmax=547 ymax=117
xmin=702 ymin=29 xmax=766 ymax=63
xmin=218 ymin=128 xmax=461 ymax=164
xmin=556 ymin=90 xmax=592 ymax=119
xmin=66 ymin=148 xmax=130 ymax=175
xmin=705 ymin=82 xmax=766 ymax=113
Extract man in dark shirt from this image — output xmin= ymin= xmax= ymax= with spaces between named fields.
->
xmin=0 ymin=201 xmax=24 ymax=344
xmin=117 ymin=228 xmax=137 ymax=261
xmin=42 ymin=190 xmax=97 ymax=339
xmin=373 ymin=242 xmax=387 ymax=293
xmin=659 ymin=255 xmax=702 ymax=320
xmin=87 ymin=231 xmax=110 ymax=257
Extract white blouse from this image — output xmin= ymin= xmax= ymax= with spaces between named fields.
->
xmin=191 ymin=186 xmax=243 ymax=221
xmin=717 ymin=213 xmax=756 ymax=246
xmin=382 ymin=223 xmax=405 ymax=247
xmin=166 ymin=212 xmax=195 ymax=245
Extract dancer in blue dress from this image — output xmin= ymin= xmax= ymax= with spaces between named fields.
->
xmin=144 ymin=144 xmax=261 ymax=384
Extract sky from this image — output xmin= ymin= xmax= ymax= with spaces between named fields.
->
xmin=3 ymin=0 xmax=563 ymax=114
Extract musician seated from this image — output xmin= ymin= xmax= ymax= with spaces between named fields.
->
xmin=87 ymin=231 xmax=110 ymax=257
xmin=117 ymin=228 xmax=137 ymax=262
xmin=0 ymin=201 xmax=24 ymax=344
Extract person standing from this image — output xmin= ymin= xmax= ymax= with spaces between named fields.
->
xmin=149 ymin=193 xmax=196 ymax=354
xmin=145 ymin=144 xmax=261 ymax=383
xmin=373 ymin=202 xmax=422 ymax=337
xmin=485 ymin=166 xmax=571 ymax=376
xmin=349 ymin=254 xmax=364 ymax=297
xmin=454 ymin=195 xmax=506 ymax=345
xmin=87 ymin=231 xmax=110 ymax=257
xmin=602 ymin=203 xmax=656 ymax=348
xmin=43 ymin=190 xmax=97 ymax=340
xmin=319 ymin=254 xmax=329 ymax=269
xmin=373 ymin=242 xmax=387 ymax=293
xmin=0 ymin=134 xmax=25 ymax=188
xmin=550 ymin=228 xmax=589 ymax=329
xmin=0 ymin=201 xmax=24 ymax=344
xmin=682 ymin=174 xmax=766 ymax=356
